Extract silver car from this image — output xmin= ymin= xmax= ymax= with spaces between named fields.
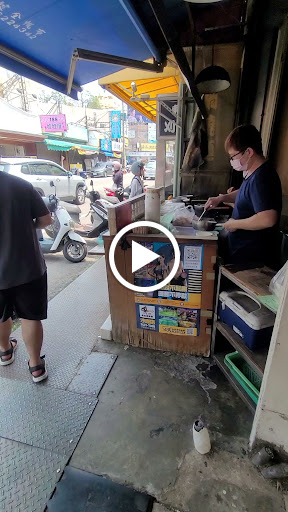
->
xmin=144 ymin=160 xmax=156 ymax=180
xmin=0 ymin=158 xmax=86 ymax=204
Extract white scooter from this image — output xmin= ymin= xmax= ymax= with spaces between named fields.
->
xmin=40 ymin=181 xmax=87 ymax=263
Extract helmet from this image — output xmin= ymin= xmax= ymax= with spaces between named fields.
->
xmin=113 ymin=161 xmax=121 ymax=171
xmin=131 ymin=161 xmax=144 ymax=175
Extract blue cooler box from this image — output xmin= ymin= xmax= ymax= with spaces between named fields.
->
xmin=219 ymin=291 xmax=275 ymax=350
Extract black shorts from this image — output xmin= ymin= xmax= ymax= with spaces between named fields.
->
xmin=0 ymin=272 xmax=47 ymax=323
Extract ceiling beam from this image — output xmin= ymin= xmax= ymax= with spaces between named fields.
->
xmin=147 ymin=0 xmax=207 ymax=118
xmin=67 ymin=48 xmax=165 ymax=95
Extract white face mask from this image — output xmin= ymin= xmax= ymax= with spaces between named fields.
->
xmin=231 ymin=150 xmax=250 ymax=173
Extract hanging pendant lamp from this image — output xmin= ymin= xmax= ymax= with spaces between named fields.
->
xmin=195 ymin=65 xmax=231 ymax=93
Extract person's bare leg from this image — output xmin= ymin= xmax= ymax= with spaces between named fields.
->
xmin=0 ymin=318 xmax=16 ymax=361
xmin=21 ymin=319 xmax=44 ymax=377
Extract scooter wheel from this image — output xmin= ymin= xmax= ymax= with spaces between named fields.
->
xmin=63 ymin=240 xmax=87 ymax=262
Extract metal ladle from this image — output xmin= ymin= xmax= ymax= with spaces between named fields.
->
xmin=197 ymin=207 xmax=208 ymax=222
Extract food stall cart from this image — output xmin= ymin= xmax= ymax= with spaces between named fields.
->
xmin=104 ymin=194 xmax=218 ymax=356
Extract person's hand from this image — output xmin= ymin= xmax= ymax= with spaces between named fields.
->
xmin=205 ymin=195 xmax=222 ymax=210
xmin=227 ymin=187 xmax=235 ymax=194
xmin=222 ymin=219 xmax=238 ymax=232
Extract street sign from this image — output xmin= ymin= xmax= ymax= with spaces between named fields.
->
xmin=157 ymin=94 xmax=178 ymax=140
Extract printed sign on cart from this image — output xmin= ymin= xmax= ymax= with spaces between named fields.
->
xmin=40 ymin=114 xmax=67 ymax=132
xmin=134 ymin=243 xmax=203 ymax=336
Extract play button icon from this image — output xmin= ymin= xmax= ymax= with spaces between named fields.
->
xmin=109 ymin=221 xmax=180 ymax=293
xmin=131 ymin=241 xmax=159 ymax=273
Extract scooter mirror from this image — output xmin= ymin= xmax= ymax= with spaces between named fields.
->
xmin=50 ymin=181 xmax=55 ymax=187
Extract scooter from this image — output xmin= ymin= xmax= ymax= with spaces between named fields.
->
xmin=40 ymin=181 xmax=87 ymax=262
xmin=73 ymin=180 xmax=109 ymax=238
xmin=104 ymin=186 xmax=130 ymax=203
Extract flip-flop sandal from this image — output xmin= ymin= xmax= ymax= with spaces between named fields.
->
xmin=0 ymin=338 xmax=18 ymax=366
xmin=28 ymin=355 xmax=48 ymax=383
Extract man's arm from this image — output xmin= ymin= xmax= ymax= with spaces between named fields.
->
xmin=205 ymin=189 xmax=239 ymax=209
xmin=34 ymin=213 xmax=53 ymax=229
xmin=223 ymin=210 xmax=278 ymax=232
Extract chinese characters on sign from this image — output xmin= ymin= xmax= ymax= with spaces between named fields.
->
xmin=134 ymin=243 xmax=203 ymax=336
xmin=111 ymin=141 xmax=123 ymax=152
xmin=148 ymin=123 xmax=157 ymax=143
xmin=40 ymin=115 xmax=67 ymax=133
xmin=140 ymin=143 xmax=156 ymax=152
xmin=0 ymin=4 xmax=46 ymax=39
xmin=158 ymin=99 xmax=178 ymax=139
xmin=111 ymin=111 xmax=121 ymax=139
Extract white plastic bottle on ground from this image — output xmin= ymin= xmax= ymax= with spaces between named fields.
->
xmin=192 ymin=419 xmax=211 ymax=454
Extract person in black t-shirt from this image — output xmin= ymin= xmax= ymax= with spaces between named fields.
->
xmin=0 ymin=171 xmax=52 ymax=382
xmin=205 ymin=125 xmax=282 ymax=269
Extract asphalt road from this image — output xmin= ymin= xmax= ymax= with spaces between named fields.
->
xmin=44 ymin=174 xmax=155 ymax=301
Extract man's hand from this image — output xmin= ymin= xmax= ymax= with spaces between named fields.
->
xmin=34 ymin=213 xmax=53 ymax=229
xmin=222 ymin=218 xmax=239 ymax=232
xmin=205 ymin=196 xmax=222 ymax=210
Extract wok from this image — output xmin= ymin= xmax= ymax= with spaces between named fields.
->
xmin=192 ymin=218 xmax=217 ymax=231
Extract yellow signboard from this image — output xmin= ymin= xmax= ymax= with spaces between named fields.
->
xmin=140 ymin=142 xmax=156 ymax=151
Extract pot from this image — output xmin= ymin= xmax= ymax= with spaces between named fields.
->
xmin=192 ymin=218 xmax=217 ymax=231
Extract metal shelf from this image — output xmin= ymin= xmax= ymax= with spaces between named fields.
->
xmin=216 ymin=321 xmax=268 ymax=376
xmin=214 ymin=353 xmax=256 ymax=414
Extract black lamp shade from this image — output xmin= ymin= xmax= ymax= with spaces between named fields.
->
xmin=185 ymin=0 xmax=223 ymax=2
xmin=195 ymin=65 xmax=231 ymax=94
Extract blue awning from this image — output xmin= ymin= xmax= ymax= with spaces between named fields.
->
xmin=0 ymin=1 xmax=161 ymax=99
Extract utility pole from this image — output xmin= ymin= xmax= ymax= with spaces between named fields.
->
xmin=19 ymin=76 xmax=29 ymax=111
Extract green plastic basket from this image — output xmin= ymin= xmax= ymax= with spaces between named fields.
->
xmin=224 ymin=352 xmax=262 ymax=404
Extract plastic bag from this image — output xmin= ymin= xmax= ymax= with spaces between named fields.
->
xmin=160 ymin=200 xmax=184 ymax=216
xmin=269 ymin=261 xmax=288 ymax=299
xmin=172 ymin=206 xmax=194 ymax=226
xmin=160 ymin=212 xmax=175 ymax=230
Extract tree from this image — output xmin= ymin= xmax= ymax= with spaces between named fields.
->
xmin=87 ymin=96 xmax=101 ymax=109
xmin=38 ymin=90 xmax=75 ymax=106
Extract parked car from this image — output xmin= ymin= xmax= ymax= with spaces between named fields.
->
xmin=90 ymin=162 xmax=114 ymax=178
xmin=144 ymin=160 xmax=156 ymax=180
xmin=0 ymin=158 xmax=86 ymax=204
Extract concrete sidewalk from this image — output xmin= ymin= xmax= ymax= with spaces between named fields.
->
xmin=71 ymin=338 xmax=286 ymax=512
xmin=0 ymin=256 xmax=286 ymax=511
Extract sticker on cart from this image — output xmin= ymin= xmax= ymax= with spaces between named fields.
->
xmin=136 ymin=303 xmax=200 ymax=336
xmin=139 ymin=305 xmax=155 ymax=320
xmin=134 ymin=243 xmax=203 ymax=310
xmin=183 ymin=245 xmax=203 ymax=270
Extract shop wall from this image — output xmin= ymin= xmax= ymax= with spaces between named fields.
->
xmin=36 ymin=143 xmax=62 ymax=165
xmin=25 ymin=143 xmax=37 ymax=157
xmin=127 ymin=124 xmax=148 ymax=151
xmin=181 ymin=43 xmax=243 ymax=197
xmin=0 ymin=144 xmax=25 ymax=157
